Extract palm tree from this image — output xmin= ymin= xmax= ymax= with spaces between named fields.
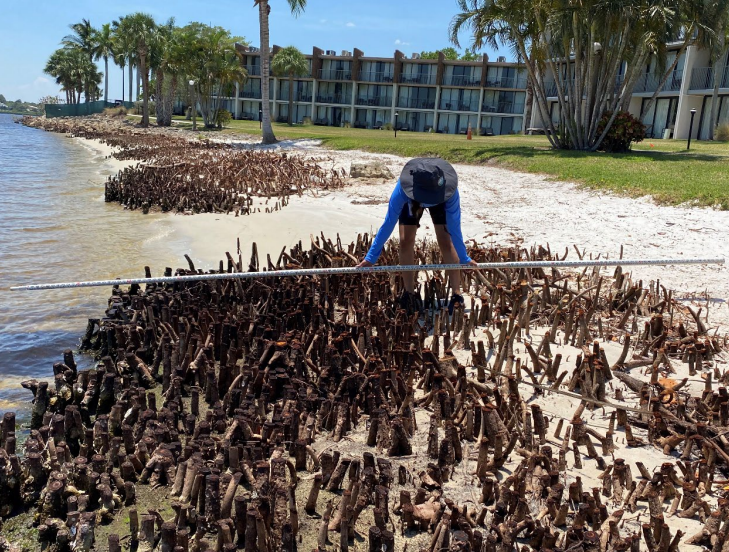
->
xmin=63 ymin=19 xmax=96 ymax=62
xmin=116 ymin=13 xmax=157 ymax=127
xmin=272 ymin=46 xmax=309 ymax=125
xmin=63 ymin=19 xmax=98 ymax=102
xmin=92 ymin=23 xmax=115 ymax=103
xmin=253 ymin=0 xmax=307 ymax=143
xmin=113 ymin=17 xmax=137 ymax=103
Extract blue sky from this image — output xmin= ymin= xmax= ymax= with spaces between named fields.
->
xmin=0 ymin=0 xmax=504 ymax=103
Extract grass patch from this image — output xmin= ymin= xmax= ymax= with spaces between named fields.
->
xmin=162 ymin=116 xmax=729 ymax=208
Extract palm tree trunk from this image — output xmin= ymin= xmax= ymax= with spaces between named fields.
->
xmin=122 ymin=65 xmax=125 ymax=103
xmin=523 ymin=75 xmax=534 ymax=133
xmin=129 ymin=63 xmax=133 ymax=103
xmin=288 ymin=73 xmax=294 ymax=125
xmin=140 ymin=52 xmax=149 ymax=127
xmin=155 ymin=68 xmax=164 ymax=125
xmin=104 ymin=57 xmax=109 ymax=103
xmin=164 ymin=75 xmax=176 ymax=126
xmin=136 ymin=66 xmax=141 ymax=100
xmin=259 ymin=0 xmax=276 ymax=143
xmin=709 ymin=39 xmax=727 ymax=140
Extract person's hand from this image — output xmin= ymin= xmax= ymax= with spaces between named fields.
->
xmin=356 ymin=260 xmax=373 ymax=269
xmin=467 ymin=260 xmax=478 ymax=267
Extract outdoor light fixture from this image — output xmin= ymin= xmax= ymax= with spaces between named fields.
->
xmin=189 ymin=80 xmax=197 ymax=131
xmin=687 ymin=107 xmax=697 ymax=150
xmin=394 ymin=111 xmax=399 ymax=138
xmin=259 ymin=107 xmax=263 ymax=129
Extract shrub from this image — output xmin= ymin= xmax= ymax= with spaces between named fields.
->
xmin=103 ymin=106 xmax=127 ymax=118
xmin=715 ymin=122 xmax=729 ymax=141
xmin=596 ymin=111 xmax=646 ymax=152
xmin=216 ymin=109 xmax=232 ymax=128
xmin=383 ymin=122 xmax=393 ymax=131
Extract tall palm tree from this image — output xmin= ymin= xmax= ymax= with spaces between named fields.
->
xmin=272 ymin=46 xmax=309 ymax=125
xmin=63 ymin=19 xmax=96 ymax=62
xmin=253 ymin=0 xmax=307 ymax=143
xmin=93 ymin=23 xmax=115 ymax=103
xmin=63 ymin=19 xmax=98 ymax=102
xmin=113 ymin=16 xmax=140 ymax=104
xmin=116 ymin=13 xmax=157 ymax=126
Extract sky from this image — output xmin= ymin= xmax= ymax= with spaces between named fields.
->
xmin=0 ymin=0 xmax=504 ymax=103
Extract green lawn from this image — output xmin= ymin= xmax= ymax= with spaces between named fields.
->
xmin=168 ymin=116 xmax=729 ymax=208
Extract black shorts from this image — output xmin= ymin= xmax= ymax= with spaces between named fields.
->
xmin=398 ymin=202 xmax=446 ymax=226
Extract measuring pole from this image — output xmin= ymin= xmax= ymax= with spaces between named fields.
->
xmin=9 ymin=257 xmax=724 ymax=292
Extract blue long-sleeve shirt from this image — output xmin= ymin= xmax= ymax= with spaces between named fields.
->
xmin=364 ymin=181 xmax=472 ymax=264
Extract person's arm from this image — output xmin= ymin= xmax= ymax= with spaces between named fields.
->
xmin=444 ymin=190 xmax=473 ymax=264
xmin=362 ymin=182 xmax=408 ymax=264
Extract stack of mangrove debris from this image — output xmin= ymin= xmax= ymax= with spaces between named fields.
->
xmin=2 ymin=233 xmax=727 ymax=552
xmin=21 ymin=115 xmax=345 ymax=215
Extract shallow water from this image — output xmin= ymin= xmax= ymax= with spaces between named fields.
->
xmin=0 ymin=114 xmax=191 ymax=419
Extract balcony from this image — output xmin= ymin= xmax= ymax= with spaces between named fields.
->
xmin=485 ymin=76 xmax=527 ymax=89
xmin=356 ymin=96 xmax=392 ymax=107
xmin=399 ymin=73 xmax=437 ymax=85
xmin=240 ymin=90 xmax=262 ymax=99
xmin=358 ymin=71 xmax=394 ymax=83
xmin=316 ymin=94 xmax=351 ymax=105
xmin=690 ymin=67 xmax=729 ymax=90
xmin=397 ymin=98 xmax=436 ymax=110
xmin=442 ymin=75 xmax=481 ymax=87
xmin=633 ymin=70 xmax=683 ymax=93
xmin=440 ymin=101 xmax=479 ymax=112
xmin=482 ymin=102 xmax=525 ymax=115
xmin=279 ymin=93 xmax=313 ymax=102
xmin=243 ymin=65 xmax=261 ymax=76
xmin=318 ymin=69 xmax=352 ymax=81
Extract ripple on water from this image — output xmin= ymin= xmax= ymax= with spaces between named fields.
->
xmin=0 ymin=114 xmax=193 ymax=419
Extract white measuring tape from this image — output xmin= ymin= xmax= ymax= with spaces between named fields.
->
xmin=9 ymin=257 xmax=724 ymax=292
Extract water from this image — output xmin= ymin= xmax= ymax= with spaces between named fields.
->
xmin=0 ymin=114 xmax=191 ymax=418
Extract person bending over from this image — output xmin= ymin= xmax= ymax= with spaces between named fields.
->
xmin=357 ymin=157 xmax=476 ymax=314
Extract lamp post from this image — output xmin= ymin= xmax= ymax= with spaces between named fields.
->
xmin=259 ymin=107 xmax=263 ymax=130
xmin=687 ymin=108 xmax=697 ymax=150
xmin=394 ymin=111 xmax=399 ymax=138
xmin=189 ymin=80 xmax=197 ymax=131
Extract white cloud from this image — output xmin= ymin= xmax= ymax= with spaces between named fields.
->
xmin=18 ymin=76 xmax=52 ymax=91
xmin=346 ymin=22 xmax=355 ymax=27
xmin=394 ymin=39 xmax=410 ymax=46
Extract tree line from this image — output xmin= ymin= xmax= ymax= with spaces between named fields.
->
xmin=44 ymin=15 xmax=246 ymax=128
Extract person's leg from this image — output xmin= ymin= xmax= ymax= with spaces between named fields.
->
xmin=398 ymin=223 xmax=418 ymax=292
xmin=433 ymin=224 xmax=461 ymax=294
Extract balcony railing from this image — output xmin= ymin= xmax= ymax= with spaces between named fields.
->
xmin=633 ymin=70 xmax=683 ymax=93
xmin=356 ymin=96 xmax=392 ymax=107
xmin=440 ymin=101 xmax=479 ymax=112
xmin=358 ymin=71 xmax=394 ymax=83
xmin=399 ymin=73 xmax=437 ymax=85
xmin=318 ymin=69 xmax=352 ymax=81
xmin=243 ymin=65 xmax=261 ymax=76
xmin=442 ymin=75 xmax=481 ymax=87
xmin=482 ymin=102 xmax=525 ymax=114
xmin=240 ymin=90 xmax=262 ymax=99
xmin=316 ymin=94 xmax=351 ymax=105
xmin=689 ymin=67 xmax=729 ymax=90
xmin=485 ymin=76 xmax=527 ymax=89
xmin=278 ymin=91 xmax=313 ymax=102
xmin=397 ymin=98 xmax=436 ymax=109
